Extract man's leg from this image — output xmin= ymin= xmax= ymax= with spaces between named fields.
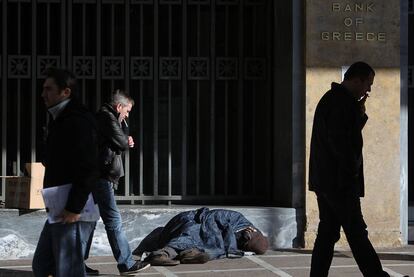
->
xmin=84 ymin=222 xmax=96 ymax=260
xmin=340 ymin=196 xmax=389 ymax=277
xmin=310 ymin=193 xmax=341 ymax=277
xmin=51 ymin=221 xmax=95 ymax=277
xmin=83 ymin=222 xmax=100 ymax=275
xmin=32 ymin=221 xmax=55 ymax=277
xmin=94 ymin=179 xmax=135 ymax=271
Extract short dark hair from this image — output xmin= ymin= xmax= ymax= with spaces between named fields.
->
xmin=44 ymin=68 xmax=78 ymax=98
xmin=344 ymin=61 xmax=375 ymax=81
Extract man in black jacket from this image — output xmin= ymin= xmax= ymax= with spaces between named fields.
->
xmin=309 ymin=61 xmax=390 ymax=277
xmin=32 ymin=68 xmax=99 ymax=277
xmin=85 ymin=90 xmax=150 ymax=275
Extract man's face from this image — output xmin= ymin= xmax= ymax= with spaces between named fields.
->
xmin=355 ymin=73 xmax=375 ymax=100
xmin=41 ymin=78 xmax=70 ymax=108
xmin=116 ymin=103 xmax=133 ymax=122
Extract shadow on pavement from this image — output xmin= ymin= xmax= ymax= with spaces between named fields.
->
xmin=378 ymin=253 xmax=414 ymax=261
xmin=272 ymin=248 xmax=350 ymax=258
xmin=0 ymin=269 xmax=33 ymax=276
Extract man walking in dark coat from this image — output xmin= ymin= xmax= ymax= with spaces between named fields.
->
xmin=32 ymin=68 xmax=99 ymax=277
xmin=85 ymin=89 xmax=150 ymax=275
xmin=309 ymin=61 xmax=390 ymax=277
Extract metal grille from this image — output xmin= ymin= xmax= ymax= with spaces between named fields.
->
xmin=410 ymin=0 xmax=414 ymax=88
xmin=1 ymin=0 xmax=273 ymax=205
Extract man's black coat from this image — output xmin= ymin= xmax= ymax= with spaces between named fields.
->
xmin=96 ymin=103 xmax=129 ymax=185
xmin=43 ymin=98 xmax=99 ymax=213
xmin=309 ymin=82 xmax=368 ymax=197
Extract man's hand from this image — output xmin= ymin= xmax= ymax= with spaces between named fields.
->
xmin=359 ymin=93 xmax=369 ymax=115
xmin=61 ymin=209 xmax=81 ymax=224
xmin=128 ymin=136 xmax=135 ymax=148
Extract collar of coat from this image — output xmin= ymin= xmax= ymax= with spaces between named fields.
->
xmin=101 ymin=103 xmax=121 ymax=119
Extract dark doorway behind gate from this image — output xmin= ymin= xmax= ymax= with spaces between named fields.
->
xmin=0 ymin=0 xmax=300 ymax=207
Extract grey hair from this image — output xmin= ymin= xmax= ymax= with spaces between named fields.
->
xmin=110 ymin=89 xmax=135 ymax=107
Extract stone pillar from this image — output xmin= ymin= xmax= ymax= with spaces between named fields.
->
xmin=305 ymin=0 xmax=403 ymax=248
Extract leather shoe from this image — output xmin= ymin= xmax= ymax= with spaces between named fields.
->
xmin=85 ymin=264 xmax=99 ymax=276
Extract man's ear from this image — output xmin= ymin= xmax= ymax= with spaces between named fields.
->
xmin=115 ymin=103 xmax=123 ymax=113
xmin=62 ymin=87 xmax=72 ymax=98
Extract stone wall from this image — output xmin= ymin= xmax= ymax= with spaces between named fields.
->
xmin=305 ymin=68 xmax=402 ymax=248
xmin=305 ymin=0 xmax=402 ymax=248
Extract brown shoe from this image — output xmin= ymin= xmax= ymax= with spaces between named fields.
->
xmin=145 ymin=253 xmax=180 ymax=266
xmin=177 ymin=248 xmax=210 ymax=264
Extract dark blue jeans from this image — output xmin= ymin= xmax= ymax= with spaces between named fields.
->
xmin=32 ymin=220 xmax=95 ymax=277
xmin=86 ymin=178 xmax=135 ymax=272
xmin=310 ymin=192 xmax=389 ymax=277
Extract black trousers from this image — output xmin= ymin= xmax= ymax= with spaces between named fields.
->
xmin=310 ymin=192 xmax=389 ymax=277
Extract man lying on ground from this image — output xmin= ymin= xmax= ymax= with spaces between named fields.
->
xmin=132 ymin=207 xmax=269 ymax=266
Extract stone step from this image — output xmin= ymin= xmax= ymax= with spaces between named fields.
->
xmin=0 ymin=206 xmax=303 ymax=260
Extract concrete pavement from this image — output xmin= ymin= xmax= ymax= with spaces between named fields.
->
xmin=0 ymin=247 xmax=413 ymax=277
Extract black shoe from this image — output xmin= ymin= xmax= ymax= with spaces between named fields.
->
xmin=85 ymin=264 xmax=100 ymax=276
xmin=119 ymin=261 xmax=151 ymax=276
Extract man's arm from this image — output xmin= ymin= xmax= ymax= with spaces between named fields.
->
xmin=64 ymin=114 xmax=99 ymax=214
xmin=97 ymin=111 xmax=129 ymax=152
xmin=358 ymin=93 xmax=369 ymax=129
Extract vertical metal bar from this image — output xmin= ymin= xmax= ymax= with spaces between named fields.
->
xmin=81 ymin=3 xmax=86 ymax=104
xmin=17 ymin=3 xmax=21 ymax=53
xmin=31 ymin=0 xmax=37 ymax=162
xmin=125 ymin=2 xmax=130 ymax=95
xmin=125 ymin=0 xmax=131 ymax=200
xmin=2 ymin=0 xmax=8 ymax=198
xmin=195 ymin=4 xmax=200 ymax=195
xmin=251 ymin=4 xmax=257 ymax=194
xmin=111 ymin=4 xmax=114 ymax=54
xmin=196 ymin=82 xmax=200 ymax=195
xmin=209 ymin=0 xmax=216 ymax=195
xmin=47 ymin=3 xmax=50 ymax=54
xmin=65 ymin=0 xmax=70 ymax=69
xmin=154 ymin=0 xmax=159 ymax=196
xmin=265 ymin=0 xmax=272 ymax=198
xmin=17 ymin=83 xmax=21 ymax=175
xmin=110 ymin=5 xmax=115 ymax=105
xmin=16 ymin=2 xmax=21 ymax=175
xmin=181 ymin=0 xmax=187 ymax=196
xmin=139 ymin=4 xmax=144 ymax=196
xmin=168 ymin=4 xmax=172 ymax=200
xmin=46 ymin=1 xmax=53 ymax=161
xmin=237 ymin=0 xmax=243 ymax=195
xmin=168 ymin=82 xmax=172 ymax=199
xmin=224 ymin=5 xmax=229 ymax=196
xmin=96 ymin=0 xmax=101 ymax=109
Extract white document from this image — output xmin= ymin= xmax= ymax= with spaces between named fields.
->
xmin=41 ymin=184 xmax=100 ymax=224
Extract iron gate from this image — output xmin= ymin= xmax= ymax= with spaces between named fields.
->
xmin=0 ymin=0 xmax=273 ymax=205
